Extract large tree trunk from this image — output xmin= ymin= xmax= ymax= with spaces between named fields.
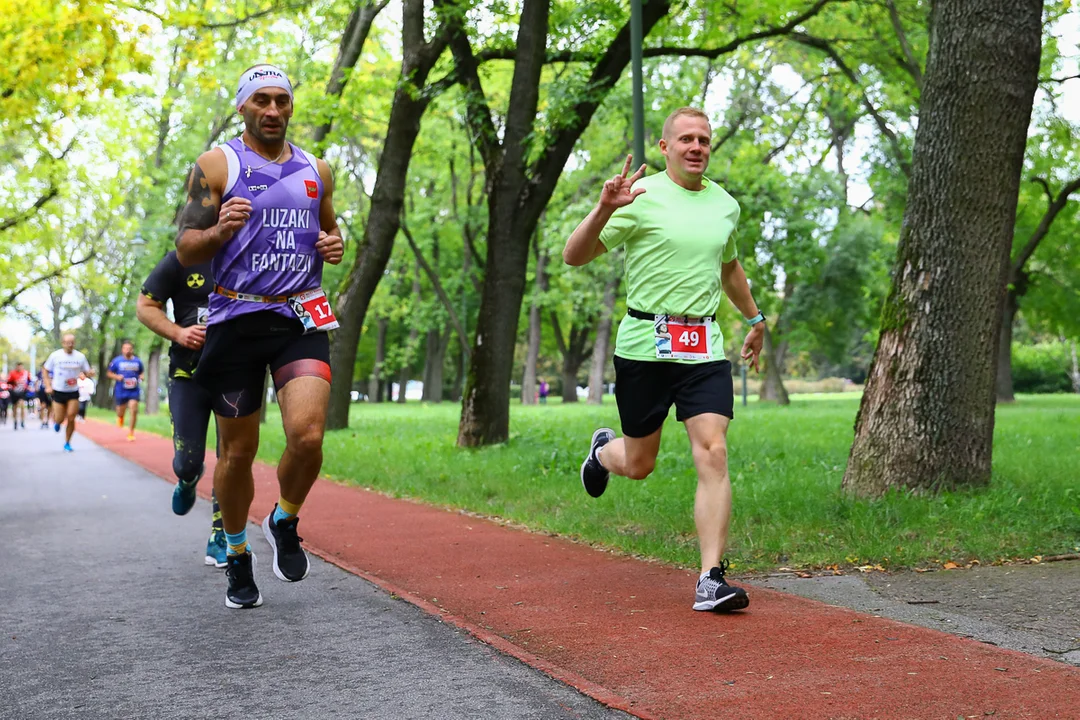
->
xmin=145 ymin=342 xmax=162 ymax=415
xmin=759 ymin=325 xmax=790 ymax=404
xmin=995 ymin=288 xmax=1019 ymax=403
xmin=843 ymin=0 xmax=1043 ymax=497
xmin=587 ymin=273 xmax=619 ymax=404
xmin=454 ymin=0 xmax=551 ymax=446
xmin=454 ymin=0 xmax=677 ymax=446
xmin=326 ymin=0 xmax=448 ymax=430
xmin=521 ymin=246 xmax=548 ymax=405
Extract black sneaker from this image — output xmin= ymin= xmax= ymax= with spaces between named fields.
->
xmin=693 ymin=560 xmax=750 ymax=612
xmin=224 ymin=552 xmax=263 ymax=609
xmin=580 ymin=428 xmax=615 ymax=498
xmin=262 ymin=507 xmax=310 ymax=582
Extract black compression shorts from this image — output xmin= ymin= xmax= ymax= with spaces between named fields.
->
xmin=196 ymin=310 xmax=331 ymax=418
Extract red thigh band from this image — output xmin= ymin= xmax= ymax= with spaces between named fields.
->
xmin=272 ymin=359 xmax=331 ymax=390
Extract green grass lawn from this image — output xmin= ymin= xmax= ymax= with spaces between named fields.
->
xmin=91 ymin=393 xmax=1080 ymax=572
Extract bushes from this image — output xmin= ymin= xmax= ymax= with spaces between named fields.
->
xmin=1011 ymin=341 xmax=1073 ymax=393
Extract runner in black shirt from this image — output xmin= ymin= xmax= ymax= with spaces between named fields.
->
xmin=138 ymin=251 xmax=227 ymax=568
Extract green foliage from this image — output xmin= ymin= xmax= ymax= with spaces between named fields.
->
xmin=1011 ymin=341 xmax=1074 ymax=394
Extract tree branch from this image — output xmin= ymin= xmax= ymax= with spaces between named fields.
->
xmin=443 ymin=0 xmax=501 ymax=178
xmin=549 ymin=311 xmax=568 ymax=358
xmin=313 ymin=0 xmax=391 ymax=146
xmin=789 ymin=31 xmax=912 ymax=176
xmin=0 ymin=252 xmax=95 ymax=312
xmin=400 ymin=214 xmax=471 ymax=358
xmin=1012 ymin=176 xmax=1080 ymax=276
xmin=884 ymin=0 xmax=922 ymax=89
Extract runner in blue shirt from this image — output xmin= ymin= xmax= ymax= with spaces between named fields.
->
xmin=107 ymin=341 xmax=144 ymax=441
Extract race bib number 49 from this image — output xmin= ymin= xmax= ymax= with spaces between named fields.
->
xmin=654 ymin=315 xmax=713 ymax=361
xmin=289 ymin=288 xmax=340 ymax=334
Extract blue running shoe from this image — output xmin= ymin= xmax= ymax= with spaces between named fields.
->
xmin=63 ymin=442 xmax=73 ymax=453
xmin=54 ymin=422 xmax=61 ymax=433
xmin=205 ymin=530 xmax=228 ymax=568
xmin=171 ymin=469 xmax=202 ymax=516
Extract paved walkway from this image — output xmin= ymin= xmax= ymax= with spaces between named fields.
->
xmin=9 ymin=418 xmax=1080 ymax=719
xmin=0 ymin=423 xmax=628 ymax=720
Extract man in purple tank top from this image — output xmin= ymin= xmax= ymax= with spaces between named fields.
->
xmin=175 ymin=64 xmax=345 ymax=610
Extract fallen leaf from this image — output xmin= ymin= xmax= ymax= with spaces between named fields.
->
xmin=943 ymin=562 xmax=960 ymax=570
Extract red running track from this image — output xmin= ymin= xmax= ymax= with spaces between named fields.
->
xmin=78 ymin=420 xmax=1079 ymax=719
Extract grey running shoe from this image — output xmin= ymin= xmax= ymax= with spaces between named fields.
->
xmin=693 ymin=560 xmax=750 ymax=612
xmin=580 ymin=428 xmax=615 ymax=498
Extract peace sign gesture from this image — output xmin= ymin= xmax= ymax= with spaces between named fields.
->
xmin=599 ymin=155 xmax=647 ymax=210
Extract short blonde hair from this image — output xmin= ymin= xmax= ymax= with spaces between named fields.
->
xmin=662 ymin=107 xmax=710 ymax=139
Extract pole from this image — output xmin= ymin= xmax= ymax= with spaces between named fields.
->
xmin=631 ymin=0 xmax=645 ymax=166
xmin=741 ymin=364 xmax=748 ymax=406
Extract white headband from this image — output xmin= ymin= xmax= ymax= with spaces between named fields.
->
xmin=235 ymin=65 xmax=293 ymax=110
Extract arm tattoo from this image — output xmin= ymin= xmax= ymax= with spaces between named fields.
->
xmin=176 ymin=162 xmax=218 ymax=235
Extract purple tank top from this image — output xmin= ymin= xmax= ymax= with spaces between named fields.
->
xmin=209 ymin=137 xmax=324 ymax=325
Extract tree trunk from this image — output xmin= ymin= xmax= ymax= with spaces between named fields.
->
xmin=422 ymin=326 xmax=449 ymax=402
xmin=995 ymin=288 xmax=1019 ymax=403
xmin=1069 ymin=341 xmax=1080 ymax=394
xmin=587 ymin=273 xmax=619 ymax=404
xmin=843 ymin=0 xmax=1043 ymax=497
xmin=454 ymin=0 xmax=551 ymax=446
xmin=368 ymin=316 xmax=387 ymax=402
xmin=94 ymin=338 xmax=121 ymax=409
xmin=521 ymin=246 xmax=548 ymax=405
xmin=145 ymin=342 xmax=162 ymax=415
xmin=325 ymin=0 xmax=449 ymax=429
xmin=397 ymin=269 xmax=422 ymax=403
xmin=551 ymin=312 xmax=593 ymax=404
xmin=759 ymin=324 xmax=790 ymax=404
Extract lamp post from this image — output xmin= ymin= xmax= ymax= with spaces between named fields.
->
xmin=631 ymin=0 xmax=645 ymax=166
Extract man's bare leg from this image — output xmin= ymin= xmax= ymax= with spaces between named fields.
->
xmin=275 ymin=376 xmax=331 ymax=506
xmin=214 ymin=412 xmax=261 ymax=537
xmin=598 ymin=427 xmax=664 ymax=480
xmin=64 ymin=400 xmax=79 ymax=443
xmin=127 ymin=399 xmax=139 ymax=436
xmin=684 ymin=413 xmax=732 ymax=573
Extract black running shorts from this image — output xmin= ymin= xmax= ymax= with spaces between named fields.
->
xmin=50 ymin=390 xmax=79 ymax=405
xmin=613 ymin=357 xmax=734 ymax=438
xmin=196 ymin=310 xmax=331 ymax=418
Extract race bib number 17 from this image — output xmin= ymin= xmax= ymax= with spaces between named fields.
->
xmin=289 ymin=288 xmax=340 ymax=335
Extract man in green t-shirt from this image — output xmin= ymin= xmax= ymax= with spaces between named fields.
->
xmin=562 ymin=107 xmax=766 ymax=612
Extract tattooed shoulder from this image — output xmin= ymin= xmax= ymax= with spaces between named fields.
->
xmin=177 ymin=162 xmax=218 ymax=234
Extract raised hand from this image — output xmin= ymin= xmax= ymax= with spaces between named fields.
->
xmin=599 ymin=155 xmax=647 ymax=210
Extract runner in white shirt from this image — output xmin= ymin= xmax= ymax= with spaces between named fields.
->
xmin=77 ymin=372 xmax=96 ymax=421
xmin=43 ymin=333 xmax=94 ymax=452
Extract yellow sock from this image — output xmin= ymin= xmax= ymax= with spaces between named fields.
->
xmin=276 ymin=497 xmax=302 ymax=519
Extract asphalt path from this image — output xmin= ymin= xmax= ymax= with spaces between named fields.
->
xmin=0 ymin=422 xmax=629 ymax=720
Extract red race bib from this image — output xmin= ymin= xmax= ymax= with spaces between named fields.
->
xmin=288 ymin=288 xmax=340 ymax=334
xmin=654 ymin=316 xmax=713 ymax=360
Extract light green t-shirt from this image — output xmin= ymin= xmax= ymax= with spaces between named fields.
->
xmin=599 ymin=171 xmax=740 ymax=364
